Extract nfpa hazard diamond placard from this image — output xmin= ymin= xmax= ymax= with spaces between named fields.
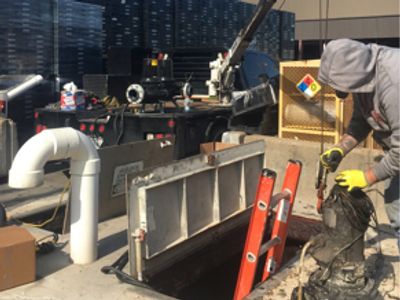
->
xmin=296 ymin=74 xmax=321 ymax=100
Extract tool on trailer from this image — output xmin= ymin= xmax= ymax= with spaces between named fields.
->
xmin=125 ymin=54 xmax=192 ymax=111
xmin=234 ymin=160 xmax=302 ymax=300
xmin=207 ymin=0 xmax=277 ymax=104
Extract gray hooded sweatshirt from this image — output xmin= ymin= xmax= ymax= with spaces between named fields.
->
xmin=318 ymin=39 xmax=400 ymax=181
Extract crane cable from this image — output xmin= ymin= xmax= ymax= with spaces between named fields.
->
xmin=319 ymin=0 xmax=330 ymax=154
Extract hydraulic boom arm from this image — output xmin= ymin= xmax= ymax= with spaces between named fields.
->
xmin=207 ymin=0 xmax=277 ymax=104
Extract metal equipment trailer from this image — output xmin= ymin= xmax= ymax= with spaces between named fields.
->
xmin=32 ymin=0 xmax=278 ymax=160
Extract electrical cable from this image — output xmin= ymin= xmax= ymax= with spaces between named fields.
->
xmin=318 ymin=187 xmax=379 ymax=283
xmin=319 ymin=232 xmax=364 ymax=282
xmin=336 ymin=188 xmax=375 ymax=232
xmin=297 ymin=240 xmax=315 ymax=300
xmin=277 ymin=0 xmax=286 ymax=10
xmin=0 ymin=202 xmax=6 ymax=227
xmin=111 ymin=105 xmax=127 ymax=145
xmin=112 ymin=107 xmax=119 ymax=143
xmin=318 ymin=0 xmax=330 ymax=155
xmin=324 ymin=0 xmax=330 ymax=45
xmin=318 ymin=0 xmax=323 ymax=57
xmin=101 ymin=250 xmax=154 ymax=290
xmin=116 ymin=104 xmax=127 ymax=145
xmin=35 ymin=232 xmax=59 ymax=255
xmin=14 ymin=180 xmax=71 ymax=228
xmin=318 ymin=0 xmax=324 ymax=157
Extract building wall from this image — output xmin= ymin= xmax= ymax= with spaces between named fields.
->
xmin=297 ymin=16 xmax=399 ymax=40
xmin=242 ymin=0 xmax=400 ymax=40
xmin=243 ymin=0 xmax=399 ymax=20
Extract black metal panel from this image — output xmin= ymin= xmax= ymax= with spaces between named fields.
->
xmin=83 ymin=74 xmax=137 ymax=102
xmin=107 ymin=47 xmax=151 ymax=75
xmin=171 ymin=47 xmax=225 ymax=95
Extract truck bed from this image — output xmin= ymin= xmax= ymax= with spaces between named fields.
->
xmin=35 ymin=102 xmax=232 ymax=159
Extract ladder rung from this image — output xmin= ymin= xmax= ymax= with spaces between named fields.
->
xmin=259 ymin=236 xmax=281 ymax=256
xmin=233 ymin=168 xmax=276 ymax=300
xmin=233 ymin=160 xmax=302 ymax=300
xmin=269 ymin=189 xmax=291 ymax=210
xmin=262 ymin=160 xmax=302 ymax=281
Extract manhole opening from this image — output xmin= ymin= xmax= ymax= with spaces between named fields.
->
xmin=18 ymin=209 xmax=317 ymax=300
xmin=145 ymin=225 xmax=306 ymax=300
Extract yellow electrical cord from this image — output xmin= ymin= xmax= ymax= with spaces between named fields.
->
xmin=22 ymin=180 xmax=71 ymax=228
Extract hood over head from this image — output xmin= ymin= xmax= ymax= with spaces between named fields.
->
xmin=318 ymin=39 xmax=380 ymax=93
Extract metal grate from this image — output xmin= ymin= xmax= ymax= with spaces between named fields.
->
xmin=279 ymin=60 xmax=358 ymax=145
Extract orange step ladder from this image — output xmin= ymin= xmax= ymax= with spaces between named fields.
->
xmin=233 ymin=160 xmax=302 ymax=300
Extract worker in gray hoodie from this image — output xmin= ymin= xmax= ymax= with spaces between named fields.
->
xmin=318 ymin=39 xmax=400 ymax=247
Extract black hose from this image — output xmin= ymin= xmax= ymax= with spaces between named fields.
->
xmin=36 ymin=233 xmax=59 ymax=255
xmin=0 ymin=203 xmax=6 ymax=227
xmin=116 ymin=104 xmax=127 ymax=145
xmin=101 ymin=250 xmax=153 ymax=290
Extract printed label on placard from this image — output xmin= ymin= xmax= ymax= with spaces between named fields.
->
xmin=277 ymin=199 xmax=290 ymax=223
xmin=111 ymin=161 xmax=144 ymax=197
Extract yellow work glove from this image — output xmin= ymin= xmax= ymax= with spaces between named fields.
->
xmin=320 ymin=147 xmax=344 ymax=172
xmin=335 ymin=170 xmax=368 ymax=192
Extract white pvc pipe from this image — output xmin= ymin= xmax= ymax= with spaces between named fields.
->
xmin=5 ymin=75 xmax=44 ymax=101
xmin=8 ymin=128 xmax=100 ymax=264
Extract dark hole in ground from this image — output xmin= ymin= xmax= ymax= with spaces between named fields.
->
xmin=143 ymin=219 xmax=305 ymax=300
xmin=159 ymin=239 xmax=303 ymax=300
xmin=18 ymin=208 xmax=314 ymax=300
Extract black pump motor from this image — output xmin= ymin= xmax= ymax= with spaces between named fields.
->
xmin=292 ymin=185 xmax=379 ymax=300
xmin=126 ymin=57 xmax=192 ymax=105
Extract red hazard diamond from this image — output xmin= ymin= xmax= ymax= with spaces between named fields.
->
xmin=303 ymin=75 xmax=314 ymax=86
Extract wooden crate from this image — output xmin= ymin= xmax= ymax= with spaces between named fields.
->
xmin=278 ymin=60 xmax=354 ymax=145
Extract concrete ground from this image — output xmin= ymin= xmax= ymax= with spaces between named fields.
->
xmin=245 ymin=136 xmax=400 ymax=300
xmin=0 ymin=216 xmax=174 ymax=300
xmin=248 ymin=228 xmax=400 ymax=300
xmin=0 ymin=136 xmax=398 ymax=299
